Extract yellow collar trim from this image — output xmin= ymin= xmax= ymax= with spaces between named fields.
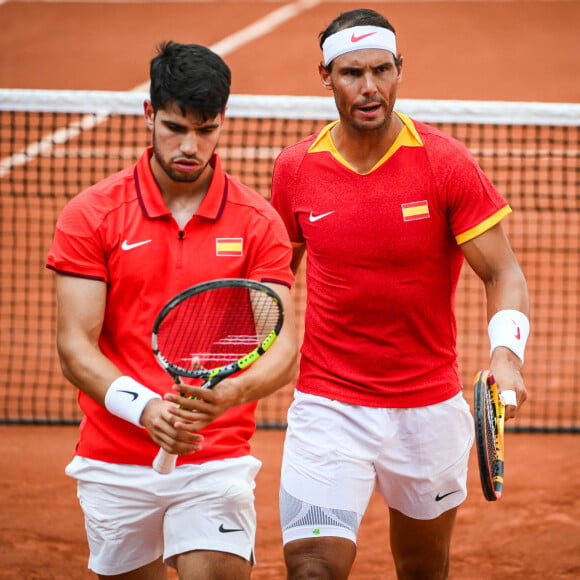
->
xmin=308 ymin=112 xmax=423 ymax=174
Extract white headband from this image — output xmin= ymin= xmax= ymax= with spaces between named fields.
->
xmin=322 ymin=26 xmax=397 ymax=66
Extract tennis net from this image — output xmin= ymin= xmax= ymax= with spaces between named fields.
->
xmin=1 ymin=89 xmax=578 ymax=432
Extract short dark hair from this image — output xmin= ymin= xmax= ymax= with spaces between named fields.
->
xmin=149 ymin=41 xmax=231 ymax=120
xmin=319 ymin=9 xmax=400 ymax=69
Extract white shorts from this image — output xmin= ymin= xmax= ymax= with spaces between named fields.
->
xmin=66 ymin=455 xmax=261 ymax=576
xmin=280 ymin=391 xmax=474 ymax=544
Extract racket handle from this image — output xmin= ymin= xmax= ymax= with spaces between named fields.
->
xmin=153 ymin=449 xmax=178 ymax=474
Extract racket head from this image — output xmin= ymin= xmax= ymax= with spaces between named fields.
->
xmin=151 ymin=278 xmax=284 ymax=384
xmin=473 ymin=370 xmax=505 ymax=501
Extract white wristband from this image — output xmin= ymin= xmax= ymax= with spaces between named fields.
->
xmin=488 ymin=309 xmax=530 ymax=364
xmin=104 ymin=376 xmax=161 ymax=427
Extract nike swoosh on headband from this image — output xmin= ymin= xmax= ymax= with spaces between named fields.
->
xmin=351 ymin=32 xmax=377 ymax=43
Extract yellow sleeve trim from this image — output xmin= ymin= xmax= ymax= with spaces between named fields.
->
xmin=456 ymin=205 xmax=512 ymax=245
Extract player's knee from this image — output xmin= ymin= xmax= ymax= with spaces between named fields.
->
xmin=284 ymin=539 xmax=354 ymax=580
xmin=285 ymin=557 xmax=346 ymax=580
xmin=394 ymin=552 xmax=450 ymax=580
xmin=285 ymin=559 xmax=330 ymax=580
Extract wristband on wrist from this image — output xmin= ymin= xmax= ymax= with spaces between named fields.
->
xmin=488 ymin=309 xmax=530 ymax=364
xmin=104 ymin=376 xmax=161 ymax=427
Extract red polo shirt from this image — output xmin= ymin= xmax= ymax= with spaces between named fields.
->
xmin=271 ymin=113 xmax=510 ymax=408
xmin=47 ymin=147 xmax=294 ymax=465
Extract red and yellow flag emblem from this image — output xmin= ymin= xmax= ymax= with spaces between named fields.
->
xmin=216 ymin=238 xmax=243 ymax=256
xmin=401 ymin=201 xmax=430 ymax=222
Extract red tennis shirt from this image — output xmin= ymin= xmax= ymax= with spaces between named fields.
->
xmin=47 ymin=147 xmax=294 ymax=465
xmin=271 ymin=113 xmax=511 ymax=408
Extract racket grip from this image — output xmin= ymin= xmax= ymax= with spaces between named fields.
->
xmin=153 ymin=449 xmax=178 ymax=474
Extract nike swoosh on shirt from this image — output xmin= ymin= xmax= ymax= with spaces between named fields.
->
xmin=121 ymin=239 xmax=152 ymax=251
xmin=351 ymin=32 xmax=377 ymax=43
xmin=309 ymin=211 xmax=335 ymax=223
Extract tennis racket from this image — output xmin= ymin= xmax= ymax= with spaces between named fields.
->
xmin=151 ymin=278 xmax=284 ymax=474
xmin=473 ymin=370 xmax=505 ymax=501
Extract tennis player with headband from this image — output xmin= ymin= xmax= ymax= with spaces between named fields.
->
xmin=271 ymin=8 xmax=530 ymax=579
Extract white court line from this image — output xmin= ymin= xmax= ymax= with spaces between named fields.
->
xmin=0 ymin=0 xmax=321 ymax=178
xmin=133 ymin=0 xmax=320 ymax=92
xmin=0 ymin=113 xmax=110 ymax=178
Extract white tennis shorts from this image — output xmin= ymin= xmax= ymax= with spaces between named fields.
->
xmin=280 ymin=391 xmax=474 ymax=544
xmin=66 ymin=454 xmax=261 ymax=576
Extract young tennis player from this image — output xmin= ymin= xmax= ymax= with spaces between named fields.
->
xmin=47 ymin=41 xmax=298 ymax=579
xmin=270 ymin=9 xmax=530 ymax=579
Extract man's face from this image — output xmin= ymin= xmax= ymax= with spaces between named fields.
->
xmin=320 ymin=49 xmax=402 ymax=133
xmin=145 ymin=101 xmax=224 ymax=184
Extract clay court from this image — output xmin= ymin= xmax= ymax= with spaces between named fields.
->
xmin=0 ymin=0 xmax=579 ymax=578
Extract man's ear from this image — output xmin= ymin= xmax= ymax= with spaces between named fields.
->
xmin=397 ymin=55 xmax=404 ymax=80
xmin=319 ymin=63 xmax=332 ymax=91
xmin=143 ymin=100 xmax=154 ymax=130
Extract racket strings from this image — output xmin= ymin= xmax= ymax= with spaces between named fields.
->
xmin=251 ymin=293 xmax=280 ymax=338
xmin=484 ymin=393 xmax=499 ymax=474
xmin=156 ymin=287 xmax=280 ymax=373
xmin=474 ymin=371 xmax=504 ymax=501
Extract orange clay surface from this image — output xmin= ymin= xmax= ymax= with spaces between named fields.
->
xmin=0 ymin=1 xmax=579 ymax=578
xmin=0 ymin=426 xmax=579 ymax=579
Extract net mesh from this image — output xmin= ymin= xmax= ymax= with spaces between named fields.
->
xmin=1 ymin=89 xmax=578 ymax=432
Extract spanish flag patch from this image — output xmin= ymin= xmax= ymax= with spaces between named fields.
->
xmin=401 ymin=201 xmax=430 ymax=222
xmin=216 ymin=238 xmax=243 ymax=256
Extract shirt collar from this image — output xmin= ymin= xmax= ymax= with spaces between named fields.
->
xmin=307 ymin=112 xmax=424 ymax=174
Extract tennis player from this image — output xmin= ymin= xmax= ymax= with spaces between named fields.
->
xmin=270 ymin=9 xmax=530 ymax=579
xmin=46 ymin=41 xmax=298 ymax=579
